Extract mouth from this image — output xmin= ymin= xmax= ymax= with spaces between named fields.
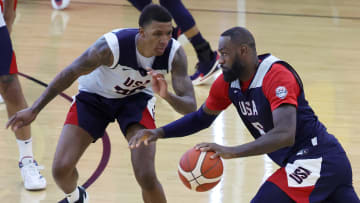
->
xmin=155 ymin=47 xmax=166 ymax=53
xmin=219 ymin=64 xmax=230 ymax=71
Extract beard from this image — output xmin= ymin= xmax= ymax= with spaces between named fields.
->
xmin=222 ymin=56 xmax=244 ymax=83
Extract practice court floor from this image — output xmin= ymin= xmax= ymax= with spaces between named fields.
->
xmin=0 ymin=0 xmax=360 ymax=202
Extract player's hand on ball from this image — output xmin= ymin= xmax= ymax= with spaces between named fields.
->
xmin=6 ymin=108 xmax=38 ymax=132
xmin=129 ymin=128 xmax=163 ymax=149
xmin=195 ymin=143 xmax=234 ymax=159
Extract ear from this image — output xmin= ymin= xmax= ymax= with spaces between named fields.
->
xmin=237 ymin=45 xmax=248 ymax=56
xmin=139 ymin=27 xmax=145 ymax=37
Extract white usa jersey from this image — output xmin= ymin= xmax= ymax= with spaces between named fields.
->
xmin=78 ymin=28 xmax=181 ymax=99
xmin=0 ymin=4 xmax=6 ymax=28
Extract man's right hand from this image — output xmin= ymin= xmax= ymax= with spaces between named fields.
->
xmin=6 ymin=108 xmax=37 ymax=132
xmin=128 ymin=128 xmax=164 ymax=149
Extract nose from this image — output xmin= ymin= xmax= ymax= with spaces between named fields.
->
xmin=160 ymin=34 xmax=170 ymax=44
xmin=218 ymin=56 xmax=225 ymax=65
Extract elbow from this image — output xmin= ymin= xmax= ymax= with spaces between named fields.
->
xmin=182 ymin=101 xmax=197 ymax=114
xmin=284 ymin=133 xmax=295 ymax=147
xmin=189 ymin=102 xmax=197 ymax=113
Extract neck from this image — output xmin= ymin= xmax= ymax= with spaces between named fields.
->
xmin=238 ymin=55 xmax=259 ymax=82
xmin=136 ymin=35 xmax=153 ymax=57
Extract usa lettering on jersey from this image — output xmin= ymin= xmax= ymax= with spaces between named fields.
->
xmin=238 ymin=100 xmax=258 ymax=116
xmin=114 ymin=77 xmax=151 ymax=95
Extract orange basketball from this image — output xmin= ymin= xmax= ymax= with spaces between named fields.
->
xmin=178 ymin=147 xmax=223 ymax=192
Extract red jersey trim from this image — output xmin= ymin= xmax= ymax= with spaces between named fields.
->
xmin=205 ymin=74 xmax=232 ymax=111
xmin=262 ymin=63 xmax=300 ymax=111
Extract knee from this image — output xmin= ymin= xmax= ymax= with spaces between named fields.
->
xmin=0 ymin=75 xmax=15 ymax=92
xmin=52 ymin=160 xmax=75 ymax=180
xmin=135 ymin=170 xmax=159 ymax=191
xmin=0 ymin=74 xmax=15 ymax=84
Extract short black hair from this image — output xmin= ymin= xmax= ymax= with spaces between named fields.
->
xmin=139 ymin=4 xmax=173 ymax=27
xmin=221 ymin=27 xmax=256 ymax=50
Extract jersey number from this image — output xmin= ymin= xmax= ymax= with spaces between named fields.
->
xmin=251 ymin=122 xmax=265 ymax=135
xmin=114 ymin=77 xmax=150 ymax=95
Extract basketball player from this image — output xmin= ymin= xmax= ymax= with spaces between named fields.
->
xmin=0 ymin=0 xmax=46 ymax=190
xmin=129 ymin=27 xmax=360 ymax=202
xmin=128 ymin=0 xmax=220 ymax=85
xmin=7 ymin=4 xmax=196 ymax=203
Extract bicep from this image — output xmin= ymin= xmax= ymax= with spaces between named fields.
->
xmin=272 ymin=104 xmax=297 ymax=135
xmin=170 ymin=46 xmax=194 ymax=97
xmin=70 ymin=37 xmax=114 ymax=77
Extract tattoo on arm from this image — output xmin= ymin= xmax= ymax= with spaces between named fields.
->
xmin=31 ymin=37 xmax=114 ymax=113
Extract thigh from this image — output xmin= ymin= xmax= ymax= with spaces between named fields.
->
xmin=65 ymin=91 xmax=114 ymax=141
xmin=251 ymin=181 xmax=295 ymax=203
xmin=309 ymin=152 xmax=355 ymax=203
xmin=326 ymin=184 xmax=360 ymax=203
xmin=53 ymin=124 xmax=94 ymax=168
xmin=0 ymin=26 xmax=18 ymax=76
xmin=116 ymin=93 xmax=156 ymax=135
xmin=267 ymin=152 xmax=354 ymax=203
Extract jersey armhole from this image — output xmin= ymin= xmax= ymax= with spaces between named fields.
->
xmin=168 ymin=39 xmax=181 ymax=73
xmin=104 ymin=32 xmax=120 ymax=69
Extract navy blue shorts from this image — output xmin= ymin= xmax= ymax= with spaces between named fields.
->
xmin=252 ymin=145 xmax=359 ymax=203
xmin=64 ymin=91 xmax=156 ymax=141
xmin=0 ymin=26 xmax=18 ymax=76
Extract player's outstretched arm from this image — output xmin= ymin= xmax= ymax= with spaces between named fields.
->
xmin=129 ymin=104 xmax=221 ymax=148
xmin=165 ymin=46 xmax=197 ymax=115
xmin=3 ymin=0 xmax=16 ymax=34
xmin=6 ymin=37 xmax=114 ymax=131
xmin=129 ymin=128 xmax=164 ymax=148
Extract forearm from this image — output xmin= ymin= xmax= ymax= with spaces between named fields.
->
xmin=31 ymin=67 xmax=78 ymax=114
xmin=3 ymin=0 xmax=16 ymax=29
xmin=161 ymin=106 xmax=217 ymax=138
xmin=163 ymin=92 xmax=196 ymax=115
xmin=229 ymin=130 xmax=294 ymax=158
xmin=4 ymin=0 xmax=15 ymax=14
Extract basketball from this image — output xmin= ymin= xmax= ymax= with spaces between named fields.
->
xmin=51 ymin=0 xmax=70 ymax=10
xmin=178 ymin=147 xmax=223 ymax=192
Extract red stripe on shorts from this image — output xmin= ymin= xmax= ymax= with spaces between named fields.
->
xmin=139 ymin=108 xmax=156 ymax=129
xmin=268 ymin=168 xmax=315 ymax=203
xmin=64 ymin=102 xmax=79 ymax=126
xmin=9 ymin=52 xmax=18 ymax=74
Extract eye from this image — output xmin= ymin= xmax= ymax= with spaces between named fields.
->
xmin=153 ymin=32 xmax=162 ymax=36
xmin=220 ymin=52 xmax=228 ymax=57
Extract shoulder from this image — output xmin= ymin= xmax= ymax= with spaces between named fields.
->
xmin=213 ymin=74 xmax=229 ymax=88
xmin=209 ymin=74 xmax=230 ymax=98
xmin=206 ymin=74 xmax=232 ymax=111
xmin=264 ymin=63 xmax=297 ymax=83
xmin=88 ymin=36 xmax=113 ymax=67
xmin=172 ymin=44 xmax=186 ymax=62
xmin=262 ymin=62 xmax=301 ymax=110
xmin=170 ymin=41 xmax=187 ymax=73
